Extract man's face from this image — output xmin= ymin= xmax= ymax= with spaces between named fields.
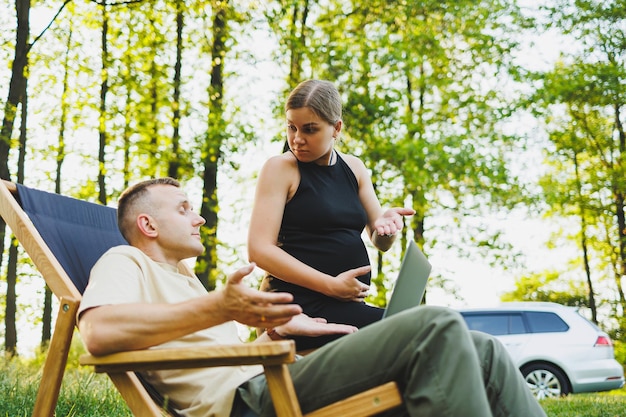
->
xmin=148 ymin=184 xmax=206 ymax=261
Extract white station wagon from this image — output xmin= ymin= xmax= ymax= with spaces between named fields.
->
xmin=458 ymin=302 xmax=625 ymax=399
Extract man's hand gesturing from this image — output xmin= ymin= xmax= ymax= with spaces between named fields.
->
xmin=219 ymin=263 xmax=302 ymax=329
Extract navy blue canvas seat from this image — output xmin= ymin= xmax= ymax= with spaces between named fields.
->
xmin=15 ymin=183 xmax=127 ymax=294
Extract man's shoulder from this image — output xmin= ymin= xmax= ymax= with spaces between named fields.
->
xmin=99 ymin=244 xmax=145 ymax=259
xmin=95 ymin=245 xmax=152 ymax=268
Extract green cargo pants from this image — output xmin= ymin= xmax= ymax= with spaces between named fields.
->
xmin=237 ymin=305 xmax=547 ymax=417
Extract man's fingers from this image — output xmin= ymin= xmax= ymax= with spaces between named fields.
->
xmin=250 ymin=289 xmax=294 ymax=305
xmin=251 ymin=304 xmax=302 ymax=328
xmin=313 ymin=323 xmax=358 ymax=336
xmin=227 ymin=263 xmax=256 ymax=284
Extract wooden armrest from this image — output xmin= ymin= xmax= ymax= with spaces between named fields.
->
xmin=80 ymin=340 xmax=296 ymax=373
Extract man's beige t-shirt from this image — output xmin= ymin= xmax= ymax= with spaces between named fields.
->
xmin=78 ymin=245 xmax=264 ymax=417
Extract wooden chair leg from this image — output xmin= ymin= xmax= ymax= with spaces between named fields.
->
xmin=263 ymin=364 xmax=402 ymax=417
xmin=32 ymin=296 xmax=79 ymax=417
xmin=107 ymin=372 xmax=166 ymax=417
xmin=263 ymin=364 xmax=303 ymax=417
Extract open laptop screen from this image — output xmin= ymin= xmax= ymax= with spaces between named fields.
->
xmin=382 ymin=241 xmax=432 ymax=318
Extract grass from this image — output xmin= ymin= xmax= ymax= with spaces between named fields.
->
xmin=1 ymin=349 xmax=132 ymax=417
xmin=540 ymin=387 xmax=626 ymax=417
xmin=1 ymin=354 xmax=625 ymax=416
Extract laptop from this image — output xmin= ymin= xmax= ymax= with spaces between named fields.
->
xmin=382 ymin=240 xmax=432 ymax=318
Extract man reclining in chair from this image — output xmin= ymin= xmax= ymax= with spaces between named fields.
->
xmin=77 ymin=177 xmax=546 ymax=417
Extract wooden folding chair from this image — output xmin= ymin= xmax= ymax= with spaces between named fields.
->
xmin=0 ymin=180 xmax=402 ymax=417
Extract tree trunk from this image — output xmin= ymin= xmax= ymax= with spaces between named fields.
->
xmin=574 ymin=153 xmax=597 ymax=322
xmin=2 ymin=0 xmax=30 ymax=357
xmin=614 ymin=103 xmax=626 ymax=313
xmin=7 ymin=54 xmax=29 ymax=356
xmin=168 ymin=0 xmax=184 ymax=179
xmin=0 ymin=0 xmax=29 ymax=178
xmin=97 ymin=1 xmax=109 ymax=205
xmin=5 ymin=243 xmax=18 ymax=357
xmin=196 ymin=0 xmax=229 ymax=290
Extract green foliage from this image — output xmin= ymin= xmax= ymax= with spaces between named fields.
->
xmin=526 ymin=0 xmax=626 ymax=334
xmin=614 ymin=340 xmax=626 ymax=367
xmin=501 ymin=270 xmax=588 ymax=307
xmin=608 ymin=314 xmax=626 ymax=347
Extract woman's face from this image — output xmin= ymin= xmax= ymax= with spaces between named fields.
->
xmin=286 ymin=107 xmax=341 ymax=165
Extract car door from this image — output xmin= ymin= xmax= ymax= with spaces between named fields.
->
xmin=462 ymin=312 xmax=529 ymax=362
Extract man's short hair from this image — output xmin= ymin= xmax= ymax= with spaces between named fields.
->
xmin=117 ymin=177 xmax=180 ymax=242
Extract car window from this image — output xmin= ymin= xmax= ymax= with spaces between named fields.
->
xmin=509 ymin=314 xmax=526 ymax=334
xmin=525 ymin=311 xmax=569 ymax=333
xmin=463 ymin=313 xmax=526 ymax=335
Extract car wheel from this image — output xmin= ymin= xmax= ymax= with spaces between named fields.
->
xmin=521 ymin=363 xmax=571 ymax=400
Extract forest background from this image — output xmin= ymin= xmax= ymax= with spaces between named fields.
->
xmin=1 ymin=0 xmax=625 ymax=359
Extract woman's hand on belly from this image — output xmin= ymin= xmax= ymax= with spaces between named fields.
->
xmin=325 ymin=265 xmax=371 ymax=302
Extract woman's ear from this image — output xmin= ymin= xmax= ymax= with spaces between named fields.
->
xmin=334 ymin=119 xmax=343 ymax=136
xmin=136 ymin=214 xmax=158 ymax=238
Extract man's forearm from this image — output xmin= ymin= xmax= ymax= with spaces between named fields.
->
xmin=78 ymin=293 xmax=228 ymax=355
